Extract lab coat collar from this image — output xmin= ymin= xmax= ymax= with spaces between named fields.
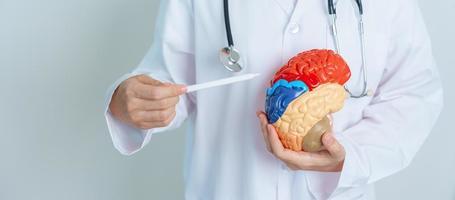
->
xmin=271 ymin=0 xmax=297 ymax=15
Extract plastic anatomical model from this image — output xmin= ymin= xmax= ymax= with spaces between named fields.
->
xmin=265 ymin=49 xmax=351 ymax=152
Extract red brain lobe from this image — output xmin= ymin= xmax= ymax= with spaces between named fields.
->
xmin=271 ymin=49 xmax=352 ymax=90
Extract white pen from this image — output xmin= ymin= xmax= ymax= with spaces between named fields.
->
xmin=186 ymin=73 xmax=260 ymax=93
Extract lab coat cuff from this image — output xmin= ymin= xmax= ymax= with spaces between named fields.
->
xmin=105 ymin=110 xmax=152 ymax=155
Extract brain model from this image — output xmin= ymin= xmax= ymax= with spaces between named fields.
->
xmin=265 ymin=49 xmax=351 ymax=152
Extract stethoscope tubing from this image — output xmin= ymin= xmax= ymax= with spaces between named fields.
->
xmin=223 ymin=0 xmax=234 ymax=47
xmin=328 ymin=0 xmax=369 ymax=98
xmin=222 ymin=0 xmax=370 ymax=98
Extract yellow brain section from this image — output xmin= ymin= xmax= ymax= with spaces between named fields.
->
xmin=272 ymin=83 xmax=347 ymax=151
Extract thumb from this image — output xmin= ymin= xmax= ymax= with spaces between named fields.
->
xmin=148 ymin=83 xmax=187 ymax=99
xmin=165 ymin=83 xmax=188 ymax=96
xmin=322 ymin=133 xmax=345 ymax=161
xmin=135 ymin=81 xmax=187 ymax=100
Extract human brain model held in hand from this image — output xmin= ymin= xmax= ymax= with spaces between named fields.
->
xmin=265 ymin=49 xmax=351 ymax=152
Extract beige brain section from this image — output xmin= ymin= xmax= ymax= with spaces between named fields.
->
xmin=272 ymin=83 xmax=347 ymax=151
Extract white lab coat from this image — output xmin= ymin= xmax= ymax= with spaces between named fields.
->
xmin=104 ymin=0 xmax=443 ymax=199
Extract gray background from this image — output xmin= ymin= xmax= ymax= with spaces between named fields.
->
xmin=0 ymin=0 xmax=453 ymax=199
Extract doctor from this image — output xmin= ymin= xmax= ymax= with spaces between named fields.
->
xmin=106 ymin=0 xmax=443 ymax=199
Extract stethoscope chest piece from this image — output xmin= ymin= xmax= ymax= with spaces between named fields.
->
xmin=220 ymin=46 xmax=242 ymax=72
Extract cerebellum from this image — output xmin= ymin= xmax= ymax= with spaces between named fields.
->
xmin=265 ymin=49 xmax=351 ymax=152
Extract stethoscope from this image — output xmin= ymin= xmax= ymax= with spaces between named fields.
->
xmin=219 ymin=0 xmax=372 ymax=98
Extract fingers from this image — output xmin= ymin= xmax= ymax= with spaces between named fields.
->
xmin=138 ymin=107 xmax=176 ymax=123
xmin=134 ymin=83 xmax=187 ymax=100
xmin=267 ymin=125 xmax=301 ymax=164
xmin=257 ymin=111 xmax=271 ymax=151
xmin=255 ymin=111 xmax=345 ymax=172
xmin=267 ymin=125 xmax=284 ymax=155
xmin=114 ymin=75 xmax=184 ymax=130
xmin=130 ymin=107 xmax=176 ymax=128
xmin=136 ymin=111 xmax=177 ymax=129
xmin=135 ymin=96 xmax=180 ymax=111
xmin=255 ymin=118 xmax=302 ymax=166
xmin=285 ymin=163 xmax=299 ymax=171
xmin=322 ymin=133 xmax=345 ymax=162
xmin=266 ymin=124 xmax=344 ymax=171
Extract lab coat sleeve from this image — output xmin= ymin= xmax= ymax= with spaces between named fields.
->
xmin=305 ymin=1 xmax=444 ymax=199
xmin=104 ymin=0 xmax=196 ymax=156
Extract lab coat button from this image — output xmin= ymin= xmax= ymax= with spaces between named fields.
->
xmin=289 ymin=23 xmax=300 ymax=34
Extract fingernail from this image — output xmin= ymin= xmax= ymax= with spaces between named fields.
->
xmin=256 ymin=111 xmax=261 ymax=117
xmin=177 ymin=85 xmax=187 ymax=92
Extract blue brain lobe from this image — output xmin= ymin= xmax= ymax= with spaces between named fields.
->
xmin=265 ymin=80 xmax=308 ymax=124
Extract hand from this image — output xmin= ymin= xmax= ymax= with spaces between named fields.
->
xmin=109 ymin=74 xmax=186 ymax=129
xmin=257 ymin=111 xmax=345 ymax=172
